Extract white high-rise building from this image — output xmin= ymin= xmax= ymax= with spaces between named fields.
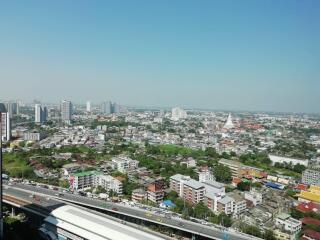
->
xmin=35 ymin=104 xmax=47 ymax=123
xmin=223 ymin=113 xmax=234 ymax=129
xmin=1 ymin=112 xmax=11 ymax=141
xmin=171 ymin=107 xmax=187 ymax=121
xmin=61 ymin=100 xmax=72 ymax=123
xmin=86 ymin=101 xmax=91 ymax=112
xmin=35 ymin=104 xmax=42 ymax=123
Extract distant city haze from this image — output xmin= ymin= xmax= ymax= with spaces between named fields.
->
xmin=0 ymin=1 xmax=319 ymax=113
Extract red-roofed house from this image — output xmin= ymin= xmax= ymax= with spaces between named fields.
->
xmin=295 ymin=184 xmax=309 ymax=192
xmin=232 ymin=177 xmax=242 ymax=187
xmin=301 ymin=217 xmax=320 ymax=227
xmin=296 ymin=202 xmax=320 ymax=213
xmin=302 ymin=229 xmax=320 ymax=240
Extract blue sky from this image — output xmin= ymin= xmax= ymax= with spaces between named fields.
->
xmin=0 ymin=1 xmax=319 ymax=113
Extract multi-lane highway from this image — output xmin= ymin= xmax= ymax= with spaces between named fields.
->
xmin=4 ymin=183 xmax=261 ymax=240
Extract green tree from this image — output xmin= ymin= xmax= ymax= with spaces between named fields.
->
xmin=218 ymin=213 xmax=232 ymax=227
xmin=237 ymin=181 xmax=251 ymax=191
xmin=213 ymin=164 xmax=232 ymax=183
xmin=194 ymin=202 xmax=212 ymax=219
xmin=264 ymin=229 xmax=275 ymax=240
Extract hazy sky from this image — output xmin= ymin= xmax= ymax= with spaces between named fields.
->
xmin=1 ymin=1 xmax=319 ymax=113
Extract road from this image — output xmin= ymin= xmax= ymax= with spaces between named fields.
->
xmin=4 ymin=183 xmax=261 ymax=240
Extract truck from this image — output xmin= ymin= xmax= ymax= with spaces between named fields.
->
xmin=99 ymin=193 xmax=108 ymax=199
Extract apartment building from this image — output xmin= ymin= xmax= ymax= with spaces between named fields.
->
xmin=245 ymin=190 xmax=263 ymax=206
xmin=111 ymin=155 xmax=139 ymax=173
xmin=217 ymin=196 xmax=234 ymax=215
xmin=227 ymin=192 xmax=247 ymax=215
xmin=170 ymin=174 xmax=205 ymax=204
xmin=132 ymin=189 xmax=147 ymax=202
xmin=302 ymin=168 xmax=320 ymax=186
xmin=218 ymin=159 xmax=243 ymax=178
xmin=275 ymin=213 xmax=302 ymax=235
xmin=71 ymin=171 xmax=122 ymax=194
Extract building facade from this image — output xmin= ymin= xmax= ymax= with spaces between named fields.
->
xmin=302 ymin=169 xmax=320 ymax=186
xmin=1 ymin=112 xmax=11 ymax=141
xmin=61 ymin=100 xmax=72 ymax=123
xmin=170 ymin=174 xmax=205 ymax=204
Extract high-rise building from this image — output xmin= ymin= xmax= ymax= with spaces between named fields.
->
xmin=302 ymin=168 xmax=320 ymax=186
xmin=61 ymin=100 xmax=72 ymax=123
xmin=1 ymin=111 xmax=11 ymax=141
xmin=6 ymin=102 xmax=13 ymax=117
xmin=171 ymin=107 xmax=187 ymax=121
xmin=100 ymin=101 xmax=111 ymax=115
xmin=42 ymin=106 xmax=48 ymax=122
xmin=35 ymin=104 xmax=47 ymax=123
xmin=86 ymin=101 xmax=91 ymax=112
xmin=111 ymin=102 xmax=120 ymax=114
xmin=35 ymin=104 xmax=42 ymax=123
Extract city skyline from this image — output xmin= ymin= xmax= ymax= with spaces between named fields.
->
xmin=0 ymin=1 xmax=319 ymax=113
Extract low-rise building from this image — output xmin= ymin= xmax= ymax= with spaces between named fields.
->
xmin=297 ymin=185 xmax=320 ymax=204
xmin=199 ymin=169 xmax=214 ymax=183
xmin=147 ymin=184 xmax=164 ymax=204
xmin=111 ymin=155 xmax=139 ymax=173
xmin=217 ymin=196 xmax=234 ymax=215
xmin=218 ymin=159 xmax=243 ymax=178
xmin=70 ymin=171 xmax=122 ymax=194
xmin=275 ymin=213 xmax=302 ymax=235
xmin=227 ymin=192 xmax=247 ymax=215
xmin=269 ymin=154 xmax=309 ymax=167
xmin=131 ymin=188 xmax=147 ymax=202
xmin=245 ymin=190 xmax=263 ymax=206
xmin=62 ymin=163 xmax=82 ymax=176
xmin=23 ymin=132 xmax=45 ymax=141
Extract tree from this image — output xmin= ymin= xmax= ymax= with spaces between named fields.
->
xmin=95 ymin=186 xmax=107 ymax=194
xmin=59 ymin=179 xmax=69 ymax=189
xmin=290 ymin=208 xmax=304 ymax=220
xmin=218 ymin=213 xmax=232 ymax=227
xmin=237 ymin=181 xmax=251 ymax=191
xmin=264 ymin=230 xmax=275 ymax=240
xmin=213 ymin=164 xmax=232 ymax=183
xmin=194 ymin=202 xmax=212 ymax=219
xmin=293 ymin=164 xmax=306 ymax=173
xmin=166 ymin=191 xmax=179 ymax=201
xmin=109 ymin=189 xmax=118 ymax=198
xmin=240 ymin=224 xmax=262 ymax=237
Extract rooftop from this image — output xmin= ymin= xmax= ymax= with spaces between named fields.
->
xmin=73 ymin=170 xmax=102 ymax=177
xmin=46 ymin=205 xmax=164 ymax=240
xmin=276 ymin=213 xmax=291 ymax=221
xmin=219 ymin=158 xmax=243 ymax=167
xmin=203 ymin=180 xmax=224 ymax=189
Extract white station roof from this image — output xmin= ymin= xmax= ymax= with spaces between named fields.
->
xmin=45 ymin=205 xmax=164 ymax=240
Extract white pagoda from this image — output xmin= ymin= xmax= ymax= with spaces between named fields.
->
xmin=223 ymin=113 xmax=234 ymax=129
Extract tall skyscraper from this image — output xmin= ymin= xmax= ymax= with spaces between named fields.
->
xmin=6 ymin=102 xmax=13 ymax=118
xmin=100 ymin=101 xmax=111 ymax=115
xmin=61 ymin=100 xmax=72 ymax=123
xmin=35 ymin=104 xmax=48 ymax=123
xmin=42 ymin=106 xmax=48 ymax=122
xmin=111 ymin=102 xmax=120 ymax=114
xmin=86 ymin=101 xmax=91 ymax=112
xmin=35 ymin=104 xmax=42 ymax=123
xmin=1 ymin=111 xmax=11 ymax=141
